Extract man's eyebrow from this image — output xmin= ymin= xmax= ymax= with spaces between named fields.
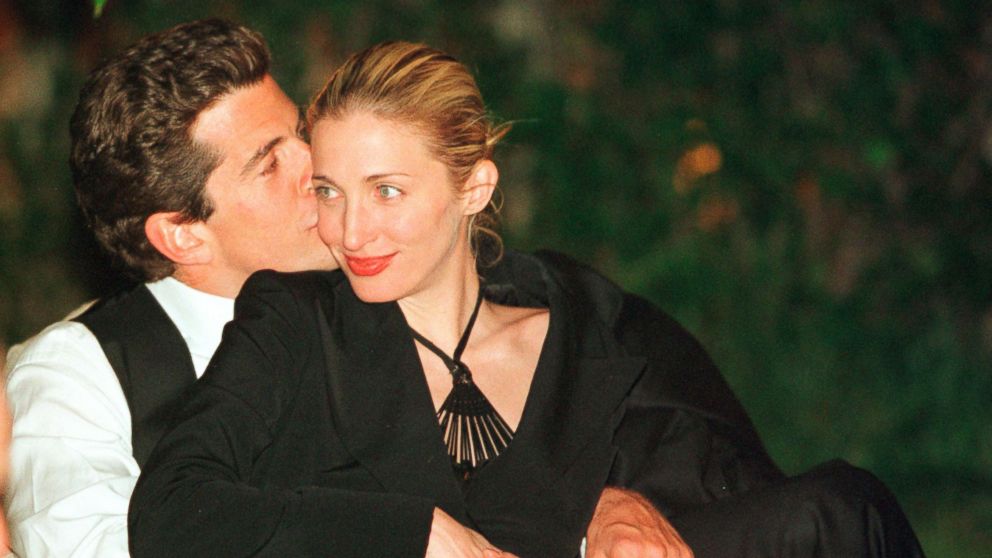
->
xmin=239 ymin=136 xmax=285 ymax=177
xmin=296 ymin=107 xmax=309 ymax=142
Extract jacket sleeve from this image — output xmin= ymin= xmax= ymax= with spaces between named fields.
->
xmin=127 ymin=271 xmax=434 ymax=558
xmin=607 ymin=293 xmax=784 ymax=516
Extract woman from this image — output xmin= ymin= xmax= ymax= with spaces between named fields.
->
xmin=129 ymin=42 xmax=921 ymax=558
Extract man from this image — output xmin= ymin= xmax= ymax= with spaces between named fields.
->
xmin=3 ymin=19 xmax=685 ymax=557
xmin=3 ymin=18 xmax=329 ymax=556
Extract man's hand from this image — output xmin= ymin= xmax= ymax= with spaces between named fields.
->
xmin=425 ymin=508 xmax=520 ymax=558
xmin=585 ymin=487 xmax=693 ymax=558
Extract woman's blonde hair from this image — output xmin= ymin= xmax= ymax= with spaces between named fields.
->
xmin=307 ymin=41 xmax=509 ymax=264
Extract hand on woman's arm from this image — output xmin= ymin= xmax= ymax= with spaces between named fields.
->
xmin=426 ymin=508 xmax=518 ymax=558
xmin=585 ymin=487 xmax=693 ymax=558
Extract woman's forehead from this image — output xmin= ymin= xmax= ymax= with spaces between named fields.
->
xmin=310 ymin=112 xmax=446 ymax=180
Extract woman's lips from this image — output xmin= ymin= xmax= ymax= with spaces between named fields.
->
xmin=345 ymin=254 xmax=396 ymax=276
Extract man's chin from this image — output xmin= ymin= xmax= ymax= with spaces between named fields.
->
xmin=303 ymin=247 xmax=339 ymax=271
xmin=306 ymin=256 xmax=340 ymax=272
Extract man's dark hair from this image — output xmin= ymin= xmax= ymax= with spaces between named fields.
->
xmin=70 ymin=18 xmax=270 ymax=281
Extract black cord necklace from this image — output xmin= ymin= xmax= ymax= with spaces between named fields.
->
xmin=409 ymin=289 xmax=514 ymax=480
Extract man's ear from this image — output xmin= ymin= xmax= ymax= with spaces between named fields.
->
xmin=144 ymin=212 xmax=212 ymax=266
xmin=462 ymin=159 xmax=498 ymax=216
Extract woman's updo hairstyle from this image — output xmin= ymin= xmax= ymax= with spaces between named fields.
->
xmin=308 ymin=41 xmax=509 ymax=265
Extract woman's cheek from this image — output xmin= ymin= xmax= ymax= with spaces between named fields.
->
xmin=316 ymin=206 xmax=342 ymax=247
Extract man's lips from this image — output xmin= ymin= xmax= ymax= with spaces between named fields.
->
xmin=345 ymin=254 xmax=396 ymax=276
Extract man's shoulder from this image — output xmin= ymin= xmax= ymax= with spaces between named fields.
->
xmin=3 ymin=319 xmax=124 ymax=414
xmin=6 ymin=320 xmax=102 ymax=374
xmin=4 ymin=286 xmax=158 ymax=393
xmin=4 ymin=296 xmax=98 ymax=371
xmin=71 ymin=283 xmax=154 ymax=327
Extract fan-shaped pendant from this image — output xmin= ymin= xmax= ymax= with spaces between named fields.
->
xmin=410 ymin=288 xmax=515 ymax=480
xmin=436 ymin=376 xmax=514 ymax=478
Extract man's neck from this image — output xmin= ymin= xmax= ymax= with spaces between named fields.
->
xmin=171 ymin=266 xmax=242 ymax=299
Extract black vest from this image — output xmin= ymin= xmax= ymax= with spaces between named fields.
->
xmin=73 ymin=285 xmax=197 ymax=468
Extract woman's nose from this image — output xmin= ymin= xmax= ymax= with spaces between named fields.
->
xmin=342 ymin=202 xmax=374 ymax=251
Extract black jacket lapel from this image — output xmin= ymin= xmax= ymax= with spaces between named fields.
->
xmin=524 ymin=274 xmax=646 ymax=476
xmin=317 ymin=282 xmax=464 ymax=511
xmin=466 ymin=254 xmax=647 ymax=556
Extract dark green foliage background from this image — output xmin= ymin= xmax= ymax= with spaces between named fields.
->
xmin=0 ymin=1 xmax=988 ymax=555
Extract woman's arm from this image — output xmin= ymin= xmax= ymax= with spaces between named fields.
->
xmin=128 ymin=271 xmax=435 ymax=558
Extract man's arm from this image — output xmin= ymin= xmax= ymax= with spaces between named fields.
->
xmin=0 ymin=343 xmax=12 ymax=556
xmin=585 ymin=488 xmax=693 ymax=558
xmin=5 ymin=322 xmax=136 ymax=557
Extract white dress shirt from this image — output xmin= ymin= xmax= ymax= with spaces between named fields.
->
xmin=4 ymin=277 xmax=233 ymax=558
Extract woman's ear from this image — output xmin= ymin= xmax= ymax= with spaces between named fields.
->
xmin=462 ymin=159 xmax=498 ymax=215
xmin=144 ymin=212 xmax=213 ymax=266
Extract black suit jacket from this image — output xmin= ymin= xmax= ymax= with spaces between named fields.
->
xmin=129 ymin=251 xmax=781 ymax=558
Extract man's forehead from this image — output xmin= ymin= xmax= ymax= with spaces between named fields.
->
xmin=190 ymin=76 xmax=297 ymax=159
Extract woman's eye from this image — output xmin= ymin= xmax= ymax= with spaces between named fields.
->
xmin=377 ymin=184 xmax=401 ymax=199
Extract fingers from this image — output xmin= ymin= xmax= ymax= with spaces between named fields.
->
xmin=594 ymin=541 xmax=693 ymax=557
xmin=586 ymin=522 xmax=694 ymax=558
xmin=586 ymin=488 xmax=696 ymax=558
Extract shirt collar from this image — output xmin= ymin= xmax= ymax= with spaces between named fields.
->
xmin=144 ymin=276 xmax=234 ymax=370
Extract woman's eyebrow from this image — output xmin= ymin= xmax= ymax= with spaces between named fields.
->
xmin=310 ymin=172 xmax=411 ymax=185
xmin=363 ymin=173 xmax=411 ymax=183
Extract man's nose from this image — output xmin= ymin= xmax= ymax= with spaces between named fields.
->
xmin=291 ymin=138 xmax=313 ymax=196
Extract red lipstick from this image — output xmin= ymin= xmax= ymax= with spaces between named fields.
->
xmin=345 ymin=254 xmax=395 ymax=276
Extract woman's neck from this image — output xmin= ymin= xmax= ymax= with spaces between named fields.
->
xmin=397 ymin=254 xmax=482 ymax=353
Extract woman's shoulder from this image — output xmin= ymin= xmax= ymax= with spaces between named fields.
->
xmin=516 ymin=250 xmax=692 ymax=342
xmin=233 ymin=269 xmax=348 ymax=325
xmin=240 ymin=268 xmax=347 ymax=298
xmin=517 ymin=249 xmax=628 ymax=323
